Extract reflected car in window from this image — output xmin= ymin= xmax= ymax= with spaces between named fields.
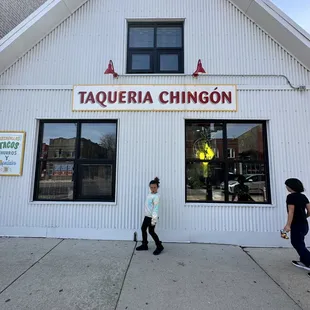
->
xmin=219 ymin=172 xmax=239 ymax=191
xmin=220 ymin=174 xmax=265 ymax=194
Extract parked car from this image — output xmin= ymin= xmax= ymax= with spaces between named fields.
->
xmin=220 ymin=174 xmax=265 ymax=194
xmin=219 ymin=172 xmax=239 ymax=191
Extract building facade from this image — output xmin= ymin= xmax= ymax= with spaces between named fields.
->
xmin=0 ymin=0 xmax=310 ymax=246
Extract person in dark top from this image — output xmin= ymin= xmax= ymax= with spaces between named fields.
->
xmin=284 ymin=178 xmax=310 ymax=270
xmin=232 ymin=175 xmax=254 ymax=202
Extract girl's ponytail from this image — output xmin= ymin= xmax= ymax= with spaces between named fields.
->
xmin=150 ymin=177 xmax=160 ymax=187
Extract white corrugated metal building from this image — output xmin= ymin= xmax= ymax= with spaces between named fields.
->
xmin=0 ymin=0 xmax=309 ymax=246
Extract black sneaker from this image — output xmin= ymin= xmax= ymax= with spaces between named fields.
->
xmin=153 ymin=244 xmax=164 ymax=256
xmin=292 ymin=260 xmax=310 ymax=271
xmin=136 ymin=244 xmax=148 ymax=251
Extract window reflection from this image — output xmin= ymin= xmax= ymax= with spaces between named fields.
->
xmin=38 ymin=161 xmax=74 ymax=200
xmin=127 ymin=23 xmax=184 ymax=74
xmin=79 ymin=164 xmax=112 ymax=197
xmin=225 ymin=163 xmax=267 ymax=203
xmin=132 ymin=54 xmax=151 ymax=70
xmin=157 ymin=27 xmax=182 ymax=47
xmin=227 ymin=124 xmax=264 ymax=160
xmin=160 ymin=54 xmax=179 ymax=71
xmin=80 ymin=123 xmax=117 ymax=160
xmin=40 ymin=123 xmax=77 ymax=159
xmin=35 ymin=121 xmax=117 ymax=201
xmin=186 ymin=163 xmax=224 ymax=202
xmin=185 ymin=121 xmax=270 ymax=204
xmin=185 ymin=123 xmax=224 ymax=160
xmin=129 ymin=27 xmax=154 ymax=48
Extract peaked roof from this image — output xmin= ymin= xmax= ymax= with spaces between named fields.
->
xmin=0 ymin=0 xmax=47 ymax=39
xmin=0 ymin=0 xmax=310 ymax=75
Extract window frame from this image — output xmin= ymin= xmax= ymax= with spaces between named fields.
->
xmin=127 ymin=22 xmax=184 ymax=74
xmin=34 ymin=119 xmax=117 ymax=202
xmin=185 ymin=120 xmax=271 ymax=204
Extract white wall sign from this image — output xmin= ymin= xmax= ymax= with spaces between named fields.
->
xmin=0 ymin=131 xmax=26 ymax=176
xmin=72 ymin=85 xmax=237 ymax=112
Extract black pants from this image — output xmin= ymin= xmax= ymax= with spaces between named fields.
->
xmin=141 ymin=216 xmax=161 ymax=246
xmin=291 ymin=222 xmax=310 ymax=267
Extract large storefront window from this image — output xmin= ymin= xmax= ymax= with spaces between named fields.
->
xmin=34 ymin=120 xmax=117 ymax=201
xmin=185 ymin=121 xmax=270 ymax=204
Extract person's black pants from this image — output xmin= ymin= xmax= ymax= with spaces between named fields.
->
xmin=291 ymin=222 xmax=310 ymax=267
xmin=141 ymin=216 xmax=161 ymax=246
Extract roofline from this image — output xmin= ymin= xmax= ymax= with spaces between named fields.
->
xmin=231 ymin=0 xmax=310 ymax=70
xmin=0 ymin=0 xmax=310 ymax=75
xmin=261 ymin=0 xmax=310 ymax=42
xmin=0 ymin=0 xmax=53 ymax=47
xmin=0 ymin=0 xmax=89 ymax=74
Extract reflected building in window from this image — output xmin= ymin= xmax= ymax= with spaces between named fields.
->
xmin=46 ymin=136 xmax=114 ymax=160
xmin=47 ymin=137 xmax=76 ymax=158
xmin=237 ymin=125 xmax=264 ymax=175
xmin=213 ymin=139 xmax=239 ymax=159
xmin=237 ymin=125 xmax=264 ymax=160
xmin=43 ymin=137 xmax=111 ymax=179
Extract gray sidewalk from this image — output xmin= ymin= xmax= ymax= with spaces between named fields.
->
xmin=0 ymin=238 xmax=309 ymax=310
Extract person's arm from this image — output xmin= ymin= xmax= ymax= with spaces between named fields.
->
xmin=306 ymin=203 xmax=310 ymax=218
xmin=284 ymin=204 xmax=295 ymax=232
xmin=151 ymin=195 xmax=160 ymax=226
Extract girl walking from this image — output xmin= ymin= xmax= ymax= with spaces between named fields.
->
xmin=283 ymin=178 xmax=310 ymax=271
xmin=136 ymin=177 xmax=164 ymax=255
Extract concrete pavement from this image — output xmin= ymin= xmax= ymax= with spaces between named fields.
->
xmin=0 ymin=237 xmax=60 ymax=293
xmin=0 ymin=239 xmax=134 ymax=310
xmin=0 ymin=238 xmax=309 ymax=310
xmin=117 ymin=244 xmax=302 ymax=310
xmin=246 ymin=248 xmax=310 ymax=310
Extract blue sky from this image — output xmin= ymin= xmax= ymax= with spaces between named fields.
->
xmin=271 ymin=0 xmax=310 ymax=33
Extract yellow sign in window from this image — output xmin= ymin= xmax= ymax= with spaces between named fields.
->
xmin=196 ymin=142 xmax=215 ymax=177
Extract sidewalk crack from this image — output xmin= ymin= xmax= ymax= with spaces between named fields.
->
xmin=0 ymin=238 xmax=64 ymax=295
xmin=241 ymin=247 xmax=304 ymax=310
xmin=114 ymin=242 xmax=137 ymax=310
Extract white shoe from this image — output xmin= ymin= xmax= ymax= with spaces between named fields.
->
xmin=292 ymin=260 xmax=310 ymax=271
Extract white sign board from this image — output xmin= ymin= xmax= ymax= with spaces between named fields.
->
xmin=72 ymin=85 xmax=237 ymax=112
xmin=0 ymin=131 xmax=26 ymax=176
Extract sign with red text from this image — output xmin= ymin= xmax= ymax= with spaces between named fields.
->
xmin=0 ymin=131 xmax=26 ymax=176
xmin=72 ymin=85 xmax=237 ymax=112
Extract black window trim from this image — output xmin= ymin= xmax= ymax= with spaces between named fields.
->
xmin=185 ymin=119 xmax=271 ymax=205
xmin=127 ymin=21 xmax=184 ymax=74
xmin=34 ymin=119 xmax=118 ymax=202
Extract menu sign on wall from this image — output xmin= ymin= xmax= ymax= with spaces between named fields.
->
xmin=72 ymin=85 xmax=237 ymax=112
xmin=0 ymin=131 xmax=26 ymax=176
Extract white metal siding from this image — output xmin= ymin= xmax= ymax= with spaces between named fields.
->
xmin=0 ymin=0 xmax=309 ymax=85
xmin=0 ymin=0 xmax=310 ymax=246
xmin=0 ymin=86 xmax=310 ymax=245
